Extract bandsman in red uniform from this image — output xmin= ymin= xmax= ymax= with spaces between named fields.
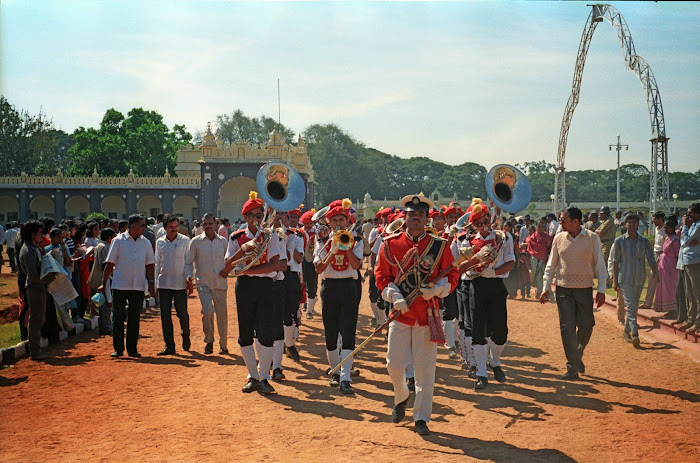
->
xmin=375 ymin=194 xmax=459 ymax=436
xmin=222 ymin=192 xmax=282 ymax=395
xmin=314 ymin=199 xmax=364 ymax=395
xmin=457 ymin=198 xmax=515 ymax=390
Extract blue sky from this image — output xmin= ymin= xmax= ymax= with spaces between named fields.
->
xmin=2 ymin=1 xmax=698 ymax=173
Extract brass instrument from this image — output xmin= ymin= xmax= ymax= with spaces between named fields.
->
xmin=485 ymin=164 xmax=531 ymax=213
xmin=319 ymin=227 xmax=355 ymax=265
xmin=228 ymin=161 xmax=305 ymax=276
xmin=385 ymin=217 xmax=405 ymax=234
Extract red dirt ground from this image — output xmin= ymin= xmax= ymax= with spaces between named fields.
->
xmin=0 ymin=279 xmax=698 ymax=462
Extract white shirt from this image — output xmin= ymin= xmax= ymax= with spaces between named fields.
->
xmin=653 ymin=225 xmax=667 ymax=254
xmin=518 ymin=225 xmax=529 ymax=244
xmin=548 ymin=220 xmax=558 ymax=237
xmin=5 ymin=227 xmax=18 ymax=248
xmin=314 ymin=237 xmax=363 ymax=280
xmin=151 ymin=222 xmax=163 ymax=235
xmin=463 ymin=230 xmax=515 ymax=280
xmin=192 ymin=225 xmax=203 ymax=236
xmin=155 ymin=233 xmax=193 ymax=290
xmin=371 ymin=233 xmax=383 ymax=255
xmin=225 ymin=227 xmax=281 ymax=279
xmin=156 ymin=227 xmax=167 ymax=239
xmin=286 ymin=230 xmax=304 ymax=273
xmin=106 ymin=232 xmax=156 ymax=291
xmin=0 ymin=224 xmax=5 ymax=245
xmin=186 ymin=233 xmax=228 ymax=290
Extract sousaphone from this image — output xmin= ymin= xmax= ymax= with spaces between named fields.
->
xmin=485 ymin=164 xmax=531 ymax=213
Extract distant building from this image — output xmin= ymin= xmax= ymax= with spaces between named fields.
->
xmin=0 ymin=123 xmax=314 ymax=222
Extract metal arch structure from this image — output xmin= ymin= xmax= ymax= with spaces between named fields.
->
xmin=554 ymin=4 xmax=670 ymax=214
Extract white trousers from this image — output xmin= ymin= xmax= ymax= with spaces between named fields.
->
xmin=386 ymin=321 xmax=437 ymax=423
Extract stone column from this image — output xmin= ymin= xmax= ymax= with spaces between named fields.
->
xmin=126 ymin=190 xmax=137 ymax=216
xmin=55 ymin=190 xmax=66 ymax=221
xmin=19 ymin=189 xmax=29 ymax=222
xmin=162 ymin=191 xmax=174 ymax=214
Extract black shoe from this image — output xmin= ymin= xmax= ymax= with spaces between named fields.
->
xmin=414 ymin=420 xmax=431 ymax=435
xmin=259 ymin=379 xmax=276 ymax=395
xmin=285 ymin=345 xmax=300 ymax=362
xmin=407 ymin=377 xmax=415 ymax=392
xmin=392 ymin=396 xmax=410 ymax=423
xmin=622 ymin=331 xmax=632 ymax=343
xmin=447 ymin=347 xmax=459 ymax=359
xmin=110 ymin=351 xmax=122 ymax=358
xmin=475 ymin=376 xmax=488 ymax=390
xmin=272 ymin=368 xmax=285 ymax=381
xmin=182 ymin=338 xmax=191 ymax=352
xmin=127 ymin=351 xmax=142 ymax=358
xmin=219 ymin=348 xmax=229 ymax=355
xmin=351 ymin=368 xmax=361 ymax=378
xmin=340 ymin=381 xmax=355 ymax=395
xmin=579 ymin=359 xmax=585 ymax=374
xmin=329 ymin=373 xmax=341 ymax=387
xmin=491 ymin=365 xmax=506 ymax=383
xmin=158 ymin=347 xmax=175 ymax=356
xmin=631 ymin=335 xmax=641 ymax=348
xmin=468 ymin=366 xmax=477 ymax=379
xmin=242 ymin=378 xmax=260 ymax=393
xmin=204 ymin=342 xmax=213 ymax=354
xmin=562 ymin=371 xmax=580 ymax=381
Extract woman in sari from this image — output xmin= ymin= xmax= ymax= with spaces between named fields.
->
xmin=654 ymin=220 xmax=681 ymax=313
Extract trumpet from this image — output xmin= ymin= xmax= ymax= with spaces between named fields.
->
xmin=319 ymin=227 xmax=355 ymax=265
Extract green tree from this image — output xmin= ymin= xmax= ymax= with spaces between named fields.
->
xmin=0 ymin=95 xmax=70 ymax=175
xmin=69 ymin=108 xmax=192 ymax=176
xmin=216 ymin=110 xmax=295 ymax=145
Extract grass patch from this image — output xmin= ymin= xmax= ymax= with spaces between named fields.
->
xmin=0 ymin=323 xmax=21 ymax=349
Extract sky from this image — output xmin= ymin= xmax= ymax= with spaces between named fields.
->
xmin=1 ymin=1 xmax=698 ymax=173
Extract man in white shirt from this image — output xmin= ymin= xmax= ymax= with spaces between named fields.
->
xmin=155 ymin=214 xmax=194 ymax=355
xmin=0 ymin=222 xmax=5 ymax=272
xmin=222 ymin=192 xmax=281 ymax=395
xmin=186 ymin=213 xmax=229 ymax=355
xmin=5 ymin=222 xmax=19 ymax=273
xmin=457 ymin=199 xmax=515 ymax=390
xmin=314 ymin=200 xmax=364 ymax=395
xmin=101 ymin=214 xmax=156 ymax=358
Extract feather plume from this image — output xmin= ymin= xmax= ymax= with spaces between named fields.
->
xmin=249 ymin=191 xmax=258 ymax=200
xmin=342 ymin=198 xmax=352 ymax=209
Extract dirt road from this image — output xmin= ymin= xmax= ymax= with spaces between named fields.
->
xmin=1 ymin=280 xmax=697 ymax=462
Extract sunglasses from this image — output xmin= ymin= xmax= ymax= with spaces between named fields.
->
xmin=246 ymin=213 xmax=263 ymax=219
xmin=473 ymin=220 xmax=487 ymax=227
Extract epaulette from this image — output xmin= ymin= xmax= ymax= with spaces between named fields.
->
xmin=231 ymin=230 xmax=245 ymax=240
xmin=294 ymin=229 xmax=305 ymax=237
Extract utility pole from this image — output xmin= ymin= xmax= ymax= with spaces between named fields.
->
xmin=609 ymin=135 xmax=629 ymax=214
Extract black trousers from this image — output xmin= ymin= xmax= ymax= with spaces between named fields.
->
xmin=471 ymin=277 xmax=508 ymax=345
xmin=8 ymin=247 xmax=17 ymax=272
xmin=368 ymin=274 xmax=380 ymax=303
xmin=112 ymin=289 xmax=145 ymax=354
xmin=159 ymin=288 xmax=189 ymax=349
xmin=456 ymin=279 xmax=473 ymax=336
xmin=235 ymin=275 xmax=275 ymax=347
xmin=442 ymin=289 xmax=459 ymax=321
xmin=320 ymin=278 xmax=359 ymax=351
xmin=555 ymin=286 xmax=595 ymax=374
xmin=283 ymin=270 xmax=301 ymax=327
xmin=272 ymin=280 xmax=285 ymax=341
xmin=355 ymin=271 xmax=363 ymax=304
xmin=302 ymin=260 xmax=318 ymax=299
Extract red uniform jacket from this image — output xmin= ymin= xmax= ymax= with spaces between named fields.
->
xmin=375 ymin=232 xmax=459 ymax=327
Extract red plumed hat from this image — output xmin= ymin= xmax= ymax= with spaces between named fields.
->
xmin=242 ymin=191 xmax=264 ymax=215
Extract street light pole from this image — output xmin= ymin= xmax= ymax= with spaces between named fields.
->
xmin=609 ymin=135 xmax=629 ymax=214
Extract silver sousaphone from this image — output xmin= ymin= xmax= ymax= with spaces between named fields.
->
xmin=485 ymin=164 xmax=531 ymax=213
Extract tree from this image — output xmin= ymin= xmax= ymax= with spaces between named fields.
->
xmin=0 ymin=95 xmax=72 ymax=176
xmin=68 ymin=108 xmax=192 ymax=176
xmin=215 ymin=110 xmax=295 ymax=145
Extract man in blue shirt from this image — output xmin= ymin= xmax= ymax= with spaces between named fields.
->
xmin=679 ymin=203 xmax=700 ymax=333
xmin=610 ymin=214 xmax=656 ymax=348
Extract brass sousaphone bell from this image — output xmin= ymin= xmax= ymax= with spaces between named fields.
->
xmin=485 ymin=164 xmax=531 ymax=213
xmin=256 ymin=161 xmax=306 ymax=213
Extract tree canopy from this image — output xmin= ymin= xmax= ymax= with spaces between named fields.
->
xmin=68 ymin=108 xmax=192 ymax=176
xmin=0 ymin=95 xmax=74 ymax=175
xmin=215 ymin=110 xmax=295 ymax=145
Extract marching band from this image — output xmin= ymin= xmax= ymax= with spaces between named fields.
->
xmin=98 ymin=161 xmax=530 ymax=436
